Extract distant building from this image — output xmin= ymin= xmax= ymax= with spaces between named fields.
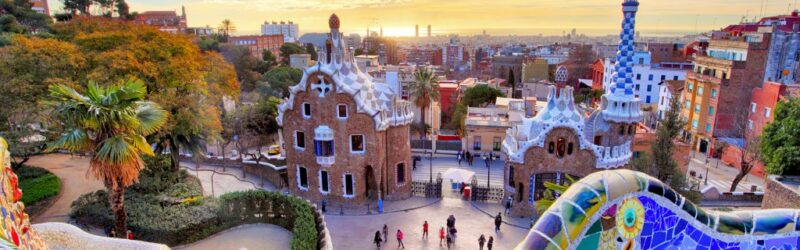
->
xmin=657 ymin=80 xmax=684 ymax=120
xmin=290 ymin=54 xmax=313 ymax=69
xmin=427 ymin=25 xmax=431 ymax=37
xmin=602 ymin=52 xmax=691 ymax=107
xmin=186 ymin=26 xmax=214 ymax=36
xmin=492 ymin=56 xmax=527 ymax=87
xmin=415 ymin=25 xmax=419 ymax=37
xmin=404 ymin=46 xmax=442 ymax=66
xmin=520 ymin=58 xmax=549 ymax=82
xmin=362 ymin=36 xmax=398 ymax=65
xmin=29 ymin=0 xmax=49 ymax=15
xmin=228 ymin=35 xmax=284 ymax=60
xmin=344 ymin=34 xmax=361 ymax=50
xmin=591 ymin=59 xmax=604 ymax=91
xmin=134 ymin=8 xmax=188 ymax=34
xmin=438 ymin=80 xmax=460 ymax=124
xmin=354 ymin=55 xmax=380 ymax=69
xmin=261 ymin=21 xmax=299 ymax=42
xmin=464 ymin=97 xmax=525 ymax=155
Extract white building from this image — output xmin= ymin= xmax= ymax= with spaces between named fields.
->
xmin=657 ymin=80 xmax=685 ymax=120
xmin=602 ymin=52 xmax=691 ymax=107
xmin=261 ymin=21 xmax=299 ymax=43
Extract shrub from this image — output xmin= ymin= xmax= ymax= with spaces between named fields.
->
xmin=14 ymin=165 xmax=49 ymax=180
xmin=19 ymin=173 xmax=61 ymax=205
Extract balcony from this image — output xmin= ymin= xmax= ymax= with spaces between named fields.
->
xmin=687 ymin=71 xmax=730 ymax=85
xmin=316 ymin=156 xmax=335 ymax=166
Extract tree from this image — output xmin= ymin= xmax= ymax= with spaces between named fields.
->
xmin=46 ymin=79 xmax=168 ymax=238
xmin=408 ymin=67 xmax=440 ymax=138
xmin=218 ymin=19 xmax=235 ymax=39
xmin=221 ymin=44 xmax=261 ymax=91
xmin=259 ymin=66 xmax=302 ymax=98
xmin=0 ymin=0 xmax=52 ymax=33
xmin=448 ymin=85 xmax=505 ymax=136
xmin=305 ymin=43 xmax=318 ymax=61
xmin=354 ymin=48 xmax=364 ymax=56
xmin=631 ymin=96 xmax=699 ymax=202
xmin=761 ymin=97 xmax=800 ymax=176
xmin=507 ymin=69 xmax=516 ymax=98
xmin=260 ymin=49 xmax=278 ymax=72
xmin=279 ymin=43 xmax=305 ymax=65
xmin=63 ymin=0 xmax=93 ymax=15
xmin=723 ymin=109 xmax=763 ymax=191
xmin=564 ymin=44 xmax=597 ymax=85
xmin=240 ymin=97 xmax=281 ymax=160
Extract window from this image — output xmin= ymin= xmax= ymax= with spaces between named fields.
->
xmin=765 ymin=107 xmax=771 ymax=118
xmin=314 ymin=140 xmax=334 ymax=157
xmin=297 ymin=166 xmax=308 ymax=190
xmin=343 ymin=174 xmax=355 ymax=197
xmin=646 ymin=96 xmax=651 ymax=103
xmin=648 ymin=74 xmax=654 ymax=81
xmin=638 ymin=58 xmax=644 ymax=64
xmin=697 ymin=87 xmax=703 ymax=95
xmin=508 ymin=166 xmax=515 ymax=186
xmin=673 ymin=76 xmax=679 ymax=80
xmin=692 ymin=120 xmax=698 ymax=129
xmin=493 ymin=137 xmax=502 ymax=151
xmin=396 ymin=163 xmax=406 ymax=184
xmin=567 ymin=143 xmax=574 ymax=155
xmin=694 ymin=104 xmax=700 ymax=113
xmin=711 ymin=89 xmax=717 ymax=98
xmin=319 ymin=170 xmax=330 ymax=193
xmin=473 ymin=136 xmax=482 ymax=151
xmin=337 ymin=104 xmax=348 ymax=119
xmin=556 ymin=138 xmax=566 ymax=158
xmin=685 ymin=101 xmax=691 ymax=109
xmin=548 ymin=141 xmax=555 ymax=154
xmin=635 ymin=84 xmax=640 ymax=91
xmin=661 ymin=75 xmax=666 ymax=81
xmin=646 ymin=85 xmax=652 ymax=92
xmin=708 ymin=106 xmax=715 ymax=115
xmin=636 ymin=74 xmax=641 ymax=80
xmin=688 ymin=83 xmax=693 ymax=91
xmin=295 ymin=131 xmax=306 ymax=149
xmin=751 ymin=103 xmax=757 ymax=113
xmin=661 ymin=97 xmax=665 ymax=105
xmin=619 ymin=125 xmax=626 ymax=135
xmin=350 ymin=135 xmax=365 ymax=153
xmin=303 ymin=103 xmax=311 ymax=118
xmin=748 ymin=120 xmax=753 ymax=130
xmin=706 ymin=124 xmax=711 ymax=132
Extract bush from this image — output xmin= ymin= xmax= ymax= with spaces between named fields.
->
xmin=15 ymin=165 xmax=61 ymax=205
xmin=14 ymin=165 xmax=49 ymax=180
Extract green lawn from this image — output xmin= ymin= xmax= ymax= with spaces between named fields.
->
xmin=16 ymin=166 xmax=61 ymax=205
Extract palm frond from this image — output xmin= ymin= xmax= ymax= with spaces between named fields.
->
xmin=48 ymin=129 xmax=91 ymax=153
xmin=129 ymin=134 xmax=155 ymax=156
xmin=95 ymin=135 xmax=139 ymax=166
xmin=135 ymin=101 xmax=169 ymax=135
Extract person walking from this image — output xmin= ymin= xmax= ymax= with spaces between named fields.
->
xmin=478 ymin=234 xmax=486 ymax=250
xmin=383 ymin=224 xmax=389 ymax=243
xmin=439 ymin=227 xmax=446 ymax=246
xmin=449 ymin=226 xmax=457 ymax=241
xmin=396 ymin=229 xmax=405 ymax=249
xmin=487 ymin=236 xmax=494 ymax=250
xmin=457 ymin=150 xmax=463 ymax=166
xmin=422 ymin=221 xmax=429 ymax=239
xmin=466 ymin=151 xmax=472 ymax=166
xmin=495 ymin=212 xmax=502 ymax=232
xmin=446 ymin=233 xmax=453 ymax=249
xmin=374 ymin=231 xmax=383 ymax=248
xmin=504 ymin=196 xmax=513 ymax=215
xmin=126 ymin=230 xmax=134 ymax=240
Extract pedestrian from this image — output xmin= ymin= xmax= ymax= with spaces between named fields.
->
xmin=126 ymin=230 xmax=134 ymax=240
xmin=109 ymin=229 xmax=117 ymax=238
xmin=457 ymin=150 xmax=463 ymax=166
xmin=321 ymin=200 xmax=327 ymax=213
xmin=422 ymin=221 xmax=429 ymax=239
xmin=485 ymin=156 xmax=490 ymax=168
xmin=396 ymin=229 xmax=405 ymax=249
xmin=449 ymin=226 xmax=457 ymax=241
xmin=487 ymin=236 xmax=494 ymax=250
xmin=495 ymin=212 xmax=502 ymax=232
xmin=460 ymin=182 xmax=465 ymax=194
xmin=504 ymin=196 xmax=512 ymax=215
xmin=446 ymin=233 xmax=453 ymax=249
xmin=478 ymin=234 xmax=486 ymax=250
xmin=374 ymin=231 xmax=383 ymax=248
xmin=439 ymin=227 xmax=445 ymax=246
xmin=466 ymin=151 xmax=472 ymax=166
xmin=383 ymin=224 xmax=389 ymax=243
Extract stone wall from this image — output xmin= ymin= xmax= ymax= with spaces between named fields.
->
xmin=762 ymin=175 xmax=800 ymax=209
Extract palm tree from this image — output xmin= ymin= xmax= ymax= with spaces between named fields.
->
xmin=408 ymin=67 xmax=440 ymax=138
xmin=218 ymin=19 xmax=236 ymax=39
xmin=47 ymin=79 xmax=168 ymax=237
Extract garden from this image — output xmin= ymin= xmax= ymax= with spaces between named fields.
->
xmin=70 ymin=155 xmax=321 ymax=249
xmin=15 ymin=165 xmax=61 ymax=214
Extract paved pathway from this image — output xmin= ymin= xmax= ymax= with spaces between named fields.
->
xmin=26 ymin=154 xmax=104 ymax=223
xmin=326 ymin=197 xmax=528 ymax=250
xmin=181 ymin=162 xmax=278 ymax=197
xmin=412 ymin=154 xmax=505 ymax=187
xmin=685 ymin=154 xmax=766 ymax=192
xmin=174 ymin=224 xmax=291 ymax=250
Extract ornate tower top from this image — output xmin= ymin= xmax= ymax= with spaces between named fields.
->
xmin=555 ymin=66 xmax=568 ymax=83
xmin=600 ymin=0 xmax=642 ymax=124
xmin=329 ymin=14 xmax=340 ymax=30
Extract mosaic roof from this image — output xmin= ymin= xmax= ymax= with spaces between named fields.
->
xmin=0 ymin=138 xmax=47 ymax=249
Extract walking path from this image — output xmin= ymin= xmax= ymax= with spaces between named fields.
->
xmin=173 ymin=224 xmax=291 ymax=250
xmin=412 ymin=154 xmax=505 ymax=187
xmin=181 ymin=162 xmax=278 ymax=197
xmin=686 ymin=154 xmax=766 ymax=192
xmin=26 ymin=154 xmax=104 ymax=223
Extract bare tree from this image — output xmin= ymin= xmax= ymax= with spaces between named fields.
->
xmin=725 ymin=109 xmax=763 ymax=192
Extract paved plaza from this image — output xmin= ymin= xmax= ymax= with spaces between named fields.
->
xmin=412 ymin=153 xmax=506 ymax=187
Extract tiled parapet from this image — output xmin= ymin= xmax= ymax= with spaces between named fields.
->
xmin=518 ymin=169 xmax=800 ymax=250
xmin=0 ymin=138 xmax=47 ymax=249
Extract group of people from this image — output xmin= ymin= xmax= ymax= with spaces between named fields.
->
xmin=372 ymin=214 xmax=498 ymax=249
xmin=457 ymin=150 xmax=496 ymax=168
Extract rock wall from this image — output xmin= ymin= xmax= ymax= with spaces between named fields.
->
xmin=762 ymin=175 xmax=800 ymax=210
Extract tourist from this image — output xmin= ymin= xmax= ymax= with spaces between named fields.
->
xmin=457 ymin=150 xmax=463 ymax=166
xmin=487 ymin=236 xmax=494 ymax=250
xmin=446 ymin=233 xmax=453 ymax=249
xmin=446 ymin=215 xmax=456 ymax=231
xmin=478 ymin=234 xmax=486 ymax=250
xmin=449 ymin=226 xmax=457 ymax=241
xmin=466 ymin=151 xmax=472 ymax=166
xmin=504 ymin=197 xmax=512 ymax=214
xmin=396 ymin=229 xmax=405 ymax=249
xmin=374 ymin=231 xmax=383 ymax=248
xmin=495 ymin=213 xmax=502 ymax=232
xmin=439 ymin=227 xmax=445 ymax=245
xmin=383 ymin=224 xmax=389 ymax=243
xmin=459 ymin=182 xmax=465 ymax=194
xmin=321 ymin=200 xmax=327 ymax=213
xmin=422 ymin=221 xmax=429 ymax=239
xmin=126 ymin=230 xmax=134 ymax=240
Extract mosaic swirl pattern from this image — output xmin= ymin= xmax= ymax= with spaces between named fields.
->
xmin=0 ymin=138 xmax=47 ymax=249
xmin=516 ymin=169 xmax=800 ymax=250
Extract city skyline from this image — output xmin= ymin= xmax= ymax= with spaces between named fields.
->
xmin=46 ymin=0 xmax=799 ymax=37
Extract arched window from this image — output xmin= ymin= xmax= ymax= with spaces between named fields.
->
xmin=396 ymin=163 xmax=406 ymax=184
xmin=517 ymin=182 xmax=524 ymax=202
xmin=556 ymin=138 xmax=566 ymax=158
xmin=508 ymin=166 xmax=515 ymax=186
xmin=567 ymin=142 xmax=574 ymax=155
xmin=628 ymin=124 xmax=635 ymax=135
xmin=619 ymin=125 xmax=626 ymax=135
xmin=548 ymin=141 xmax=555 ymax=154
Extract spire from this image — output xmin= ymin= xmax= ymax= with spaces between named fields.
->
xmin=600 ymin=0 xmax=642 ymax=123
xmin=555 ymin=65 xmax=568 ymax=93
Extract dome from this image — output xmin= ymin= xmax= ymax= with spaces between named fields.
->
xmin=329 ymin=14 xmax=340 ymax=29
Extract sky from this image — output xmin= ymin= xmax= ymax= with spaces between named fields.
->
xmin=46 ymin=0 xmax=800 ymax=36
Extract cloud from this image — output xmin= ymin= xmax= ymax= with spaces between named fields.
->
xmin=198 ymin=0 xmax=411 ymax=11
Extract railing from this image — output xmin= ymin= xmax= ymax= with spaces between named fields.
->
xmin=316 ymin=156 xmax=335 ymax=165
xmin=594 ymin=141 xmax=633 ymax=169
xmin=411 ymin=180 xmax=442 ymax=198
xmin=470 ymin=184 xmax=505 ymax=203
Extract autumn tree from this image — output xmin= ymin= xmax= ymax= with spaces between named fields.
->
xmin=220 ymin=44 xmax=261 ymax=91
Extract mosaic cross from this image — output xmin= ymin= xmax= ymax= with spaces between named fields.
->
xmin=312 ymin=75 xmax=332 ymax=97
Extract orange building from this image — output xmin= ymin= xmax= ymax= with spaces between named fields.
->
xmin=134 ymin=8 xmax=187 ymax=34
xmin=229 ymin=35 xmax=285 ymax=60
xmin=29 ymin=0 xmax=49 ymax=15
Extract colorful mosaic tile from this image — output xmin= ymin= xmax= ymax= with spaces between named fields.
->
xmin=0 ymin=138 xmax=47 ymax=249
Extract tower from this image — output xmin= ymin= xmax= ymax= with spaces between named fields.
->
xmin=600 ymin=0 xmax=642 ymax=124
xmin=427 ymin=25 xmax=431 ymax=37
xmin=380 ymin=26 xmax=383 ymax=37
xmin=415 ymin=25 xmax=419 ymax=37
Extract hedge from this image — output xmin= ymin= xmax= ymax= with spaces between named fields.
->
xmin=16 ymin=166 xmax=61 ymax=205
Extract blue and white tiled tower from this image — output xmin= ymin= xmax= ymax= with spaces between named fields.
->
xmin=601 ymin=0 xmax=642 ymax=123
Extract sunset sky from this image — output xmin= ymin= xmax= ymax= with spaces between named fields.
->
xmin=47 ymin=0 xmax=799 ymax=36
